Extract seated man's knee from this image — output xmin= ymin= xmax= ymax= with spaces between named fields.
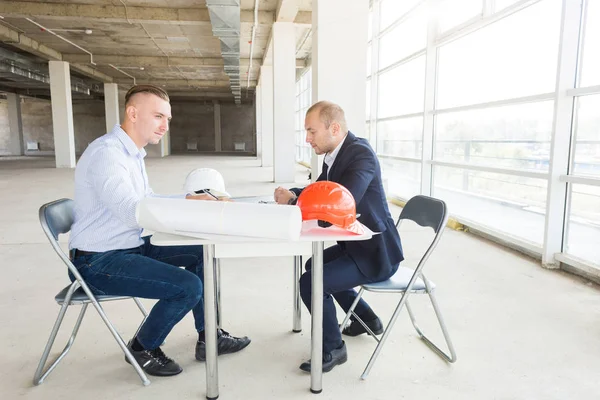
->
xmin=183 ymin=275 xmax=203 ymax=304
xmin=304 ymin=257 xmax=312 ymax=272
xmin=299 ymin=271 xmax=312 ymax=296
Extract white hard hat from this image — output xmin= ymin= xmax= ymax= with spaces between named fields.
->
xmin=183 ymin=168 xmax=231 ymax=197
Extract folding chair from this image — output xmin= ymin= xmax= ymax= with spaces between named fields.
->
xmin=340 ymin=195 xmax=457 ymax=379
xmin=33 ymin=198 xmax=151 ymax=386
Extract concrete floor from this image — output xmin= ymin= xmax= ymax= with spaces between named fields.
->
xmin=2 ymin=155 xmax=600 ymax=400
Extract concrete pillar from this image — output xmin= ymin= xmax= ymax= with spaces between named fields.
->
xmin=163 ymin=131 xmax=171 ymax=156
xmin=49 ymin=61 xmax=76 ymax=168
xmin=6 ymin=93 xmax=24 ymax=156
xmin=104 ymin=83 xmax=119 ymax=133
xmin=272 ymin=22 xmax=296 ymax=183
xmin=255 ymin=83 xmax=262 ymax=160
xmin=260 ymin=65 xmax=274 ymax=167
xmin=214 ymin=100 xmax=222 ymax=152
xmin=311 ymin=0 xmax=369 ymax=177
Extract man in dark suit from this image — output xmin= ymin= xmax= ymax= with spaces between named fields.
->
xmin=274 ymin=101 xmax=404 ymax=372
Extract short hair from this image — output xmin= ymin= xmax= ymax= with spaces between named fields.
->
xmin=306 ymin=101 xmax=348 ymax=134
xmin=125 ymin=84 xmax=170 ymax=106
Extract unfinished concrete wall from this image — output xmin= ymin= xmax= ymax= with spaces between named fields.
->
xmin=221 ymin=102 xmax=255 ymax=153
xmin=169 ymin=102 xmax=215 ymax=152
xmin=0 ymin=97 xmax=106 ymax=155
xmin=0 ymin=99 xmax=10 ymax=155
xmin=21 ymin=97 xmax=53 ymax=153
xmin=0 ymin=95 xmax=257 ymax=156
xmin=72 ymin=99 xmax=107 ymax=153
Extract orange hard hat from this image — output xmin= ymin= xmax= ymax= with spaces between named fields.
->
xmin=296 ymin=181 xmax=363 ymax=234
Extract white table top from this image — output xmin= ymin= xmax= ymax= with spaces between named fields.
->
xmin=151 ymin=220 xmax=375 ymax=245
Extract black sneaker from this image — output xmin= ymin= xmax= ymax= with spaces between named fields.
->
xmin=341 ymin=317 xmax=384 ymax=337
xmin=299 ymin=341 xmax=348 ymax=373
xmin=195 ymin=329 xmax=251 ymax=361
xmin=125 ymin=340 xmax=183 ymax=377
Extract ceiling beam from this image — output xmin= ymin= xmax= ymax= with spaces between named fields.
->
xmin=0 ymin=2 xmax=209 ymax=25
xmin=64 ymin=55 xmax=225 ymax=67
xmin=0 ymin=2 xmax=309 ymax=25
xmin=114 ymin=79 xmax=258 ymax=87
xmin=276 ymin=0 xmax=299 ymax=22
xmin=294 ymin=11 xmax=311 ymax=25
xmin=0 ymin=24 xmax=113 ymax=82
xmin=63 ymin=54 xmax=307 ymax=69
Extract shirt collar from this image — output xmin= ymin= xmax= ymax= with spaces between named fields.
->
xmin=324 ymin=134 xmax=348 ymax=169
xmin=112 ymin=124 xmax=146 ymax=158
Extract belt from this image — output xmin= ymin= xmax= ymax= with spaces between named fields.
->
xmin=71 ymin=249 xmax=99 ymax=259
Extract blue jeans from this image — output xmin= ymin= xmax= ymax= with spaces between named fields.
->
xmin=300 ymin=244 xmax=397 ymax=354
xmin=70 ymin=236 xmax=204 ymax=350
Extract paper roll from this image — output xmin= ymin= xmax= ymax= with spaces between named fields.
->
xmin=137 ymin=197 xmax=302 ymax=241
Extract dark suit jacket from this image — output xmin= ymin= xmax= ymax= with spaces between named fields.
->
xmin=291 ymin=131 xmax=404 ymax=279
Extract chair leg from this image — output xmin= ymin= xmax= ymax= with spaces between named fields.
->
xmin=131 ymin=297 xmax=156 ymax=344
xmin=339 ymin=288 xmax=364 ymax=333
xmin=407 ymin=291 xmax=457 ymax=363
xmin=133 ymin=297 xmax=148 ymax=318
xmin=87 ymin=299 xmax=151 ymax=386
xmin=339 ymin=288 xmax=380 ymax=343
xmin=33 ymin=284 xmax=86 ymax=385
xmin=361 ymin=292 xmax=410 ymax=380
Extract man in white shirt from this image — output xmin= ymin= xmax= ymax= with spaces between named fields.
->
xmin=69 ymin=85 xmax=250 ymax=377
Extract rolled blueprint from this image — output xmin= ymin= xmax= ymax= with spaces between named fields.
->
xmin=136 ymin=197 xmax=302 ymax=241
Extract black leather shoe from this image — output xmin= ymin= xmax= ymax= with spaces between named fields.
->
xmin=195 ymin=329 xmax=251 ymax=361
xmin=299 ymin=342 xmax=347 ymax=373
xmin=125 ymin=340 xmax=182 ymax=377
xmin=341 ymin=317 xmax=383 ymax=337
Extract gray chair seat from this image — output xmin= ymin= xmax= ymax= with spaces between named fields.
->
xmin=55 ymin=285 xmax=131 ymax=305
xmin=363 ymin=267 xmax=435 ymax=293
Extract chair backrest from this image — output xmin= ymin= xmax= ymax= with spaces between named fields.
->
xmin=39 ymin=199 xmax=80 ymax=275
xmin=396 ymin=195 xmax=449 ymax=286
xmin=40 ymin=198 xmax=75 ymax=241
xmin=397 ymin=195 xmax=448 ymax=234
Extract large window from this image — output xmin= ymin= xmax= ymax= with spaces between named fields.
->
xmin=378 ymin=4 xmax=427 ymax=70
xmin=377 ymin=56 xmax=425 ymax=118
xmin=565 ymin=184 xmax=600 ymax=262
xmin=433 ymin=165 xmax=548 ymax=244
xmin=579 ymin=0 xmax=600 ymax=87
xmin=379 ymin=0 xmax=422 ymax=31
xmin=377 ymin=117 xmax=423 ymax=159
xmin=381 ymin=158 xmax=421 ymax=201
xmin=437 ymin=0 xmax=482 ymax=33
xmin=295 ymin=68 xmax=312 ymax=164
xmin=572 ymin=95 xmax=600 ymax=177
xmin=436 ymin=0 xmax=561 ymax=109
xmin=368 ymin=0 xmax=600 ymax=268
xmin=435 ymin=101 xmax=554 ymax=170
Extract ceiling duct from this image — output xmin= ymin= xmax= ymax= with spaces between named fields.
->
xmin=206 ymin=0 xmax=242 ymax=104
xmin=0 ymin=46 xmax=101 ymax=96
xmin=0 ymin=60 xmax=90 ymax=95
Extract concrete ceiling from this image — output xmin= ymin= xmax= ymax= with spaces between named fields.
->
xmin=0 ymin=0 xmax=312 ymax=101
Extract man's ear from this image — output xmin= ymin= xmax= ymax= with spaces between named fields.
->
xmin=125 ymin=105 xmax=137 ymax=122
xmin=331 ymin=121 xmax=341 ymax=136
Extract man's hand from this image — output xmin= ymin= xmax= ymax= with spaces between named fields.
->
xmin=185 ymin=193 xmax=218 ymax=201
xmin=274 ymin=186 xmax=296 ymax=205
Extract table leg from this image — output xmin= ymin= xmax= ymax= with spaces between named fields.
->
xmin=216 ymin=259 xmax=222 ymax=329
xmin=203 ymin=244 xmax=219 ymax=400
xmin=310 ymin=241 xmax=323 ymax=394
xmin=293 ymin=255 xmax=302 ymax=333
